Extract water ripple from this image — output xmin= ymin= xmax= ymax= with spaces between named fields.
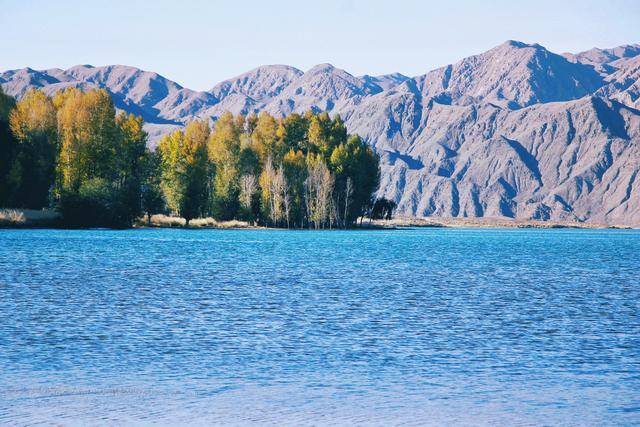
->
xmin=0 ymin=228 xmax=639 ymax=425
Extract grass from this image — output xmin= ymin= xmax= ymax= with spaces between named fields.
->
xmin=0 ymin=208 xmax=60 ymax=227
xmin=138 ymin=214 xmax=252 ymax=229
xmin=369 ymin=216 xmax=632 ymax=229
xmin=0 ymin=209 xmax=26 ymax=226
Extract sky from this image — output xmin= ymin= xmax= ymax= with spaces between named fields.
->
xmin=1 ymin=0 xmax=639 ymax=90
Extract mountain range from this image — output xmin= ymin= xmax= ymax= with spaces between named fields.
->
xmin=2 ymin=40 xmax=640 ymax=225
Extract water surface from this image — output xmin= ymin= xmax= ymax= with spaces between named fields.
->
xmin=1 ymin=228 xmax=639 ymax=425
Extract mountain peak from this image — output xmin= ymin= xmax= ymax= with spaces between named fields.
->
xmin=563 ymin=43 xmax=640 ymax=73
xmin=417 ymin=40 xmax=602 ymax=108
xmin=209 ymin=64 xmax=303 ymax=107
xmin=501 ymin=40 xmax=530 ymax=49
xmin=306 ymin=63 xmax=337 ymax=74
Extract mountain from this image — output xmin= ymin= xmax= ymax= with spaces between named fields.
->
xmin=2 ymin=40 xmax=640 ymax=225
xmin=415 ymin=41 xmax=603 ymax=108
xmin=596 ymin=55 xmax=640 ymax=108
xmin=564 ymin=43 xmax=640 ymax=73
xmin=207 ymin=64 xmax=303 ymax=117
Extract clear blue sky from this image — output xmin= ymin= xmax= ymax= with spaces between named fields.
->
xmin=1 ymin=0 xmax=638 ymax=90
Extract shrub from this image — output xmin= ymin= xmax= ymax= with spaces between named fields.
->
xmin=58 ymin=178 xmax=137 ymax=228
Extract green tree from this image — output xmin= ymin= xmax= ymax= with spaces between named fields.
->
xmin=208 ymin=112 xmax=240 ymax=219
xmin=55 ymin=89 xmax=147 ymax=227
xmin=141 ymin=149 xmax=165 ymax=224
xmin=158 ymin=121 xmax=209 ymax=225
xmin=115 ymin=112 xmax=148 ymax=224
xmin=283 ymin=149 xmax=307 ymax=227
xmin=9 ymin=89 xmax=58 ymax=208
xmin=0 ymin=86 xmax=18 ymax=206
xmin=330 ymin=134 xmax=380 ymax=225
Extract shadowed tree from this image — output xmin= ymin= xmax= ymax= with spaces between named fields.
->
xmin=0 ymin=86 xmax=18 ymax=206
xmin=8 ymin=89 xmax=58 ymax=208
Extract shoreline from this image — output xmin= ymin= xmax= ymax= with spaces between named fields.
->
xmin=1 ymin=209 xmax=636 ymax=230
xmin=373 ymin=216 xmax=637 ymax=230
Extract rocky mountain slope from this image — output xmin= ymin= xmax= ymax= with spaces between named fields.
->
xmin=2 ymin=40 xmax=639 ymax=224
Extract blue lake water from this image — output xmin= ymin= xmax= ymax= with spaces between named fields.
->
xmin=0 ymin=228 xmax=639 ymax=425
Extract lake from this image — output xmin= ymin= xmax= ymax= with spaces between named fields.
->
xmin=1 ymin=228 xmax=639 ymax=425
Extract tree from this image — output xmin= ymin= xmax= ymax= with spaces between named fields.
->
xmin=343 ymin=177 xmax=353 ymax=228
xmin=180 ymin=120 xmax=210 ymax=225
xmin=141 ymin=149 xmax=165 ymax=225
xmin=252 ymin=112 xmax=281 ymax=161
xmin=115 ymin=112 xmax=148 ymax=224
xmin=158 ymin=130 xmax=185 ymax=215
xmin=56 ymin=88 xmax=120 ymax=193
xmin=305 ymin=155 xmax=334 ymax=229
xmin=158 ymin=121 xmax=209 ymax=225
xmin=0 ymin=86 xmax=17 ymax=206
xmin=239 ymin=174 xmax=259 ymax=223
xmin=283 ymin=149 xmax=307 ymax=227
xmin=372 ymin=197 xmax=397 ymax=220
xmin=1 ymin=92 xmax=383 ymax=229
xmin=278 ymin=113 xmax=308 ymax=152
xmin=259 ymin=157 xmax=283 ymax=226
xmin=208 ymin=112 xmax=240 ymax=219
xmin=330 ymin=134 xmax=380 ymax=225
xmin=54 ymin=89 xmax=147 ymax=227
xmin=275 ymin=164 xmax=290 ymax=228
xmin=8 ymin=89 xmax=58 ymax=208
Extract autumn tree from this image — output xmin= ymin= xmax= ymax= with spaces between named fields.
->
xmin=56 ymin=88 xmax=120 ymax=193
xmin=0 ymin=87 xmax=382 ymax=230
xmin=208 ymin=112 xmax=240 ymax=219
xmin=305 ymin=155 xmax=334 ymax=229
xmin=158 ymin=120 xmax=209 ymax=225
xmin=55 ymin=89 xmax=148 ymax=227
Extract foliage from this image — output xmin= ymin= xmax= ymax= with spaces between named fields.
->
xmin=371 ymin=197 xmax=397 ymax=220
xmin=0 ymin=86 xmax=18 ymax=206
xmin=0 ymin=87 xmax=381 ymax=228
xmin=157 ymin=120 xmax=209 ymax=225
xmin=8 ymin=89 xmax=57 ymax=208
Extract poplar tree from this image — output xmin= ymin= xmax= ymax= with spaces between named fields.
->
xmin=8 ymin=89 xmax=58 ymax=208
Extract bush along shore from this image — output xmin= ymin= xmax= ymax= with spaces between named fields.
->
xmin=0 ymin=86 xmax=395 ymax=229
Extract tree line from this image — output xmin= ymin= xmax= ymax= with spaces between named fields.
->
xmin=0 ymin=86 xmax=385 ymax=228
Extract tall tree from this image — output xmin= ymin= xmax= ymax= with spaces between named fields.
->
xmin=0 ymin=86 xmax=17 ymax=206
xmin=158 ymin=130 xmax=185 ymax=214
xmin=9 ymin=89 xmax=58 ymax=208
xmin=158 ymin=121 xmax=209 ymax=225
xmin=208 ymin=112 xmax=240 ymax=219
xmin=252 ymin=112 xmax=281 ymax=161
xmin=115 ymin=112 xmax=148 ymax=223
xmin=180 ymin=120 xmax=210 ymax=225
xmin=141 ymin=148 xmax=165 ymax=225
xmin=55 ymin=89 xmax=148 ymax=227
xmin=283 ymin=149 xmax=307 ymax=227
xmin=56 ymin=88 xmax=119 ymax=193
xmin=239 ymin=174 xmax=259 ymax=223
xmin=305 ymin=155 xmax=334 ymax=229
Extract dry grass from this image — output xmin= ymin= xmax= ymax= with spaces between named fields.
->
xmin=0 ymin=209 xmax=26 ymax=225
xmin=140 ymin=214 xmax=252 ymax=229
xmin=367 ymin=216 xmax=633 ymax=229
xmin=0 ymin=208 xmax=60 ymax=227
